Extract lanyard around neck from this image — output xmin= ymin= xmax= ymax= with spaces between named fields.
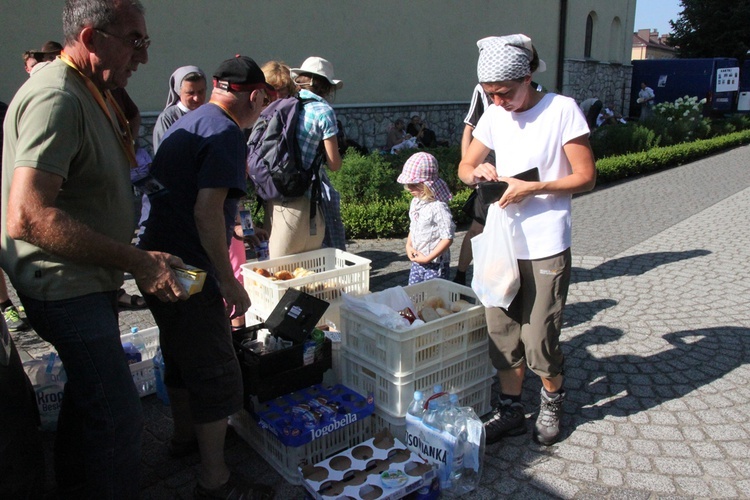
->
xmin=59 ymin=53 xmax=137 ymax=167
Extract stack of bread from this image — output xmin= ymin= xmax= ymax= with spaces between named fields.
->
xmin=418 ymin=296 xmax=473 ymax=323
xmin=252 ymin=267 xmax=315 ymax=281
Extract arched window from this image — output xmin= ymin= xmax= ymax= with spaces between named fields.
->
xmin=609 ymin=17 xmax=622 ymax=62
xmin=584 ymin=14 xmax=594 ymax=58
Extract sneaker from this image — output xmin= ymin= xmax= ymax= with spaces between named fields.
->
xmin=194 ymin=473 xmax=274 ymax=499
xmin=3 ymin=306 xmax=30 ymax=332
xmin=534 ymin=388 xmax=566 ymax=446
xmin=483 ymin=399 xmax=526 ymax=444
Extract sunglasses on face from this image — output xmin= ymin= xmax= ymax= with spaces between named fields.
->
xmin=96 ymin=28 xmax=151 ymax=51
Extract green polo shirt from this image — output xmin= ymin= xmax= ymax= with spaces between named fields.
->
xmin=1 ymin=59 xmax=134 ymax=300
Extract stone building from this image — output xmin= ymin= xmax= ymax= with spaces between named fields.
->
xmin=1 ymin=0 xmax=636 ymax=152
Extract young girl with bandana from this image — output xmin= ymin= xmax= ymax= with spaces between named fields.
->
xmin=458 ymin=34 xmax=596 ymax=447
xmin=397 ymin=152 xmax=455 ymax=285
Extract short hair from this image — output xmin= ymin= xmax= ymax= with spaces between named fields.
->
xmin=295 ymin=72 xmax=334 ymax=99
xmin=394 ymin=119 xmax=404 ymax=126
xmin=261 ymin=61 xmax=296 ymax=96
xmin=62 ymin=0 xmax=145 ymax=44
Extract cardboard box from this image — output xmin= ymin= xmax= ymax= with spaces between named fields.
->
xmin=172 ymin=265 xmax=206 ymax=295
xmin=300 ymin=430 xmax=435 ymax=500
xmin=255 ymin=384 xmax=375 ymax=447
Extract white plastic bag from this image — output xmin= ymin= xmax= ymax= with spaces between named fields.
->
xmin=470 ymin=203 xmax=520 ymax=309
xmin=341 ymin=287 xmax=423 ymax=330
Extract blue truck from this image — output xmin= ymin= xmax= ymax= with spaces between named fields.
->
xmin=630 ymin=58 xmax=742 ymax=117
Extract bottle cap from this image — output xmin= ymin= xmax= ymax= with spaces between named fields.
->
xmin=414 ymin=390 xmax=423 ymax=400
xmin=312 ymin=328 xmax=325 ymax=343
xmin=131 ymin=326 xmax=138 ymax=333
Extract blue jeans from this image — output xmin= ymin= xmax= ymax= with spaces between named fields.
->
xmin=19 ymin=291 xmax=143 ymax=499
xmin=0 ymin=325 xmax=44 ymax=498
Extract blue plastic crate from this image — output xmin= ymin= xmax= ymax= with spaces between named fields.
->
xmin=254 ymin=384 xmax=374 ymax=447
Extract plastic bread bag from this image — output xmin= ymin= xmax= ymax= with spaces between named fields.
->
xmin=470 ymin=203 xmax=520 ymax=309
xmin=342 ymin=287 xmax=423 ymax=330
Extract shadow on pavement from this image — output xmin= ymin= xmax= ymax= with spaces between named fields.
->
xmin=561 ymin=325 xmax=750 ymax=438
xmin=572 ymin=249 xmax=711 ymax=284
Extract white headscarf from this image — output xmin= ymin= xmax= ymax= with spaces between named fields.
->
xmin=477 ymin=34 xmax=544 ymax=83
xmin=164 ymin=65 xmax=205 ymax=109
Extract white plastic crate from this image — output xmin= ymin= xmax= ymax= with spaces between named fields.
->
xmin=229 ymin=409 xmax=372 ymax=485
xmin=120 ymin=327 xmax=159 ymax=397
xmin=370 ymin=376 xmax=494 ymax=441
xmin=241 ymin=248 xmax=371 ymax=326
xmin=341 ymin=342 xmax=493 ymax=418
xmin=340 ymin=279 xmax=487 ymax=377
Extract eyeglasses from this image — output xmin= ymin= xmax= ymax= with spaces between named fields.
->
xmin=95 ymin=28 xmax=151 ymax=51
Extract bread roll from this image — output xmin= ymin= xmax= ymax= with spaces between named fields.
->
xmin=420 ymin=306 xmax=441 ymax=323
xmin=435 ymin=307 xmax=452 ymax=317
xmin=274 ymin=270 xmax=294 ymax=280
xmin=450 ymin=299 xmax=472 ymax=312
xmin=423 ymin=296 xmax=444 ymax=310
xmin=254 ymin=268 xmax=272 ymax=278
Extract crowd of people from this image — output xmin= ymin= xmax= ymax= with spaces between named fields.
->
xmin=1 ymin=1 xmax=598 ymax=498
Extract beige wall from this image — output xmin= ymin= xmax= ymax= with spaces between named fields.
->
xmin=1 ymin=0 xmax=634 ymax=114
xmin=566 ymin=0 xmax=636 ymax=63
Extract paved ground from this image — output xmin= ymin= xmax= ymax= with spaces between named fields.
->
xmin=11 ymin=144 xmax=750 ymax=498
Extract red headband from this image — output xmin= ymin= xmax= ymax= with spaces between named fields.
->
xmin=213 ymin=79 xmax=273 ymax=94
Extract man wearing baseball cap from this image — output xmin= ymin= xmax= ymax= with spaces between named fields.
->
xmin=22 ymin=41 xmax=63 ymax=74
xmin=138 ymin=55 xmax=274 ymax=498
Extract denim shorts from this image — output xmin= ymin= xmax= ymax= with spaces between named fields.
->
xmin=143 ymin=278 xmax=243 ymax=424
xmin=408 ymin=260 xmax=450 ymax=285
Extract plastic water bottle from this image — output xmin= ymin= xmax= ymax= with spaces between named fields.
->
xmin=405 ymin=390 xmax=425 ymax=449
xmin=422 ymin=399 xmax=443 ymax=431
xmin=152 ymin=348 xmax=170 ymax=405
xmin=407 ymin=391 xmax=425 ymax=420
xmin=122 ymin=342 xmax=142 ymax=364
xmin=442 ymin=394 xmax=465 ymax=487
xmin=422 ymin=399 xmax=451 ymax=489
xmin=427 ymin=383 xmax=449 ymax=411
xmin=130 ymin=326 xmax=146 ymax=355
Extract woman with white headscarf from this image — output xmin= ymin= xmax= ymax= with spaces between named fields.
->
xmin=152 ymin=65 xmax=207 ymax=151
xmin=459 ymin=34 xmax=596 ymax=447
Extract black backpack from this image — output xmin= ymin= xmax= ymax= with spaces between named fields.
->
xmin=246 ymin=96 xmax=323 ymax=201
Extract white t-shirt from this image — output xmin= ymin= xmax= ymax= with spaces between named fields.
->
xmin=473 ymin=93 xmax=589 ymax=259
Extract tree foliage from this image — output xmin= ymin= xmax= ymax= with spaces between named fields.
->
xmin=668 ymin=0 xmax=750 ymax=61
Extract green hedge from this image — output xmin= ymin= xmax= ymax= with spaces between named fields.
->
xmin=337 ymin=130 xmax=750 ymax=239
xmin=252 ymin=128 xmax=750 ymax=239
xmin=595 ymin=129 xmax=750 ymax=183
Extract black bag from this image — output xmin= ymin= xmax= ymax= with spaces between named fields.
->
xmin=473 ymin=167 xmax=540 ymax=225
